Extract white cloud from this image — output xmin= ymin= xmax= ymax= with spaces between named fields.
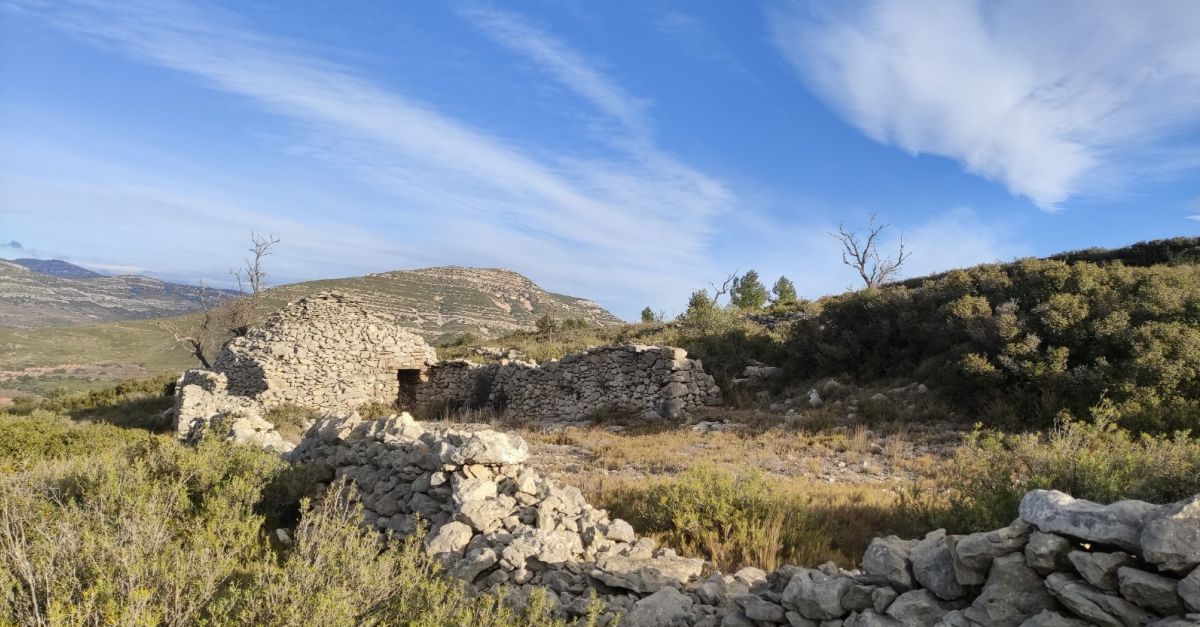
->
xmin=769 ymin=0 xmax=1200 ymax=209
xmin=5 ymin=0 xmax=735 ymax=318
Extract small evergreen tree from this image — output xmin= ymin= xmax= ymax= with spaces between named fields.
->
xmin=535 ymin=314 xmax=557 ymax=340
xmin=730 ymin=270 xmax=769 ymax=309
xmin=684 ymin=289 xmax=716 ymax=318
xmin=772 ymin=276 xmax=798 ymax=305
xmin=641 ymin=306 xmax=656 ymax=323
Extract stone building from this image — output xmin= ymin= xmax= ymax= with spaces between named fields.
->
xmin=173 ymin=292 xmax=721 ymax=446
xmin=173 ymin=291 xmax=437 ymax=443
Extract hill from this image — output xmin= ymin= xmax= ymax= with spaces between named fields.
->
xmin=259 ymin=266 xmax=621 ymax=340
xmin=8 ymin=258 xmax=103 ymax=279
xmin=0 ymin=260 xmax=235 ymax=328
xmin=0 ymin=266 xmax=621 ymax=398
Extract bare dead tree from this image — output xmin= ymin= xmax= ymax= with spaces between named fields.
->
xmin=709 ymin=271 xmax=739 ymax=305
xmin=832 ymin=214 xmax=911 ymax=288
xmin=161 ymin=232 xmax=280 ymax=368
xmin=226 ymin=232 xmax=279 ymax=337
xmin=159 ymin=280 xmax=218 ymax=368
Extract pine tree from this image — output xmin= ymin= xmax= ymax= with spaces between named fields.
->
xmin=730 ymin=270 xmax=769 ymax=309
xmin=640 ymin=307 xmax=656 ymax=323
xmin=772 ymin=276 xmax=798 ymax=305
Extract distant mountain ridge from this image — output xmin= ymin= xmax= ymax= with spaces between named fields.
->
xmin=9 ymin=258 xmax=104 ymax=279
xmin=0 ymin=260 xmax=236 ymax=328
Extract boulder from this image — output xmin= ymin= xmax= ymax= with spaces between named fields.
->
xmin=955 ymin=520 xmax=1031 ymax=572
xmin=590 ymin=554 xmax=704 ymax=593
xmin=1045 ymin=572 xmax=1157 ymax=627
xmin=862 ymin=536 xmax=917 ymax=591
xmin=884 ymin=589 xmax=955 ymax=625
xmin=1025 ymin=532 xmax=1072 ymax=575
xmin=1140 ymin=495 xmax=1200 ymax=573
xmin=961 ymin=553 xmax=1055 ymax=627
xmin=912 ymin=530 xmax=969 ymax=600
xmin=1019 ymin=490 xmax=1158 ymax=552
xmin=781 ymin=568 xmax=851 ymax=620
xmin=1067 ymin=550 xmax=1133 ymax=591
xmin=1179 ymin=567 xmax=1200 ymax=613
xmin=448 ymin=431 xmax=530 ymax=466
xmin=425 ymin=521 xmax=474 ymax=557
xmin=1117 ymin=566 xmax=1185 ymax=616
xmin=734 ymin=594 xmax=786 ymax=622
xmin=623 ymin=587 xmax=694 ymax=627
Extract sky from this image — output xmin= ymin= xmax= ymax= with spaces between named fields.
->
xmin=1 ymin=0 xmax=1198 ymax=320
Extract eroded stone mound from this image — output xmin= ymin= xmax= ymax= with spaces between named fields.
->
xmin=286 ymin=414 xmax=1200 ymax=626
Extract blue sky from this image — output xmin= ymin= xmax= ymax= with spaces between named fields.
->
xmin=1 ymin=0 xmax=1198 ymax=320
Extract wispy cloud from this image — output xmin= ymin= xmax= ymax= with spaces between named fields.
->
xmin=6 ymin=0 xmax=733 ymax=317
xmin=769 ymin=0 xmax=1200 ymax=209
xmin=457 ymin=4 xmax=651 ymax=137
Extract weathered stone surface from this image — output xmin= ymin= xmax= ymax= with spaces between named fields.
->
xmin=1018 ymin=610 xmax=1092 ymax=626
xmin=1118 ymin=566 xmax=1185 ymax=616
xmin=1045 ymin=572 xmax=1158 ymax=627
xmin=734 ymin=594 xmax=786 ymax=622
xmin=1068 ymin=550 xmax=1133 ymax=591
xmin=1140 ymin=495 xmax=1200 ymax=573
xmin=885 ymin=589 xmax=954 ymax=625
xmin=955 ymin=519 xmax=1031 ymax=571
xmin=1026 ymin=532 xmax=1072 ymax=575
xmin=863 ymin=537 xmax=917 ymax=591
xmin=912 ymin=530 xmax=969 ymax=600
xmin=425 ymin=521 xmax=473 ymax=557
xmin=448 ymin=432 xmax=529 ymax=466
xmin=591 ymin=555 xmax=704 ymax=594
xmin=1179 ymin=567 xmax=1200 ymax=613
xmin=623 ymin=587 xmax=694 ymax=627
xmin=961 ymin=553 xmax=1055 ymax=627
xmin=1020 ymin=490 xmax=1158 ymax=552
xmin=782 ymin=568 xmax=851 ymax=620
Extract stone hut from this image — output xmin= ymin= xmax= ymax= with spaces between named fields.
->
xmin=173 ymin=291 xmax=437 ymax=444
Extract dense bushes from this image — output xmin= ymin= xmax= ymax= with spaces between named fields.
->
xmin=0 ymin=423 xmax=597 ymax=626
xmin=789 ymin=257 xmax=1200 ymax=431
xmin=7 ymin=372 xmax=177 ymax=431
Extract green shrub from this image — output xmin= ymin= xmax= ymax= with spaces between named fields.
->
xmin=0 ymin=436 xmax=599 ymax=626
xmin=7 ymin=373 xmax=178 ymax=432
xmin=0 ymin=410 xmax=152 ymax=472
xmin=267 ymin=402 xmax=319 ymax=441
xmin=901 ymin=406 xmax=1200 ymax=533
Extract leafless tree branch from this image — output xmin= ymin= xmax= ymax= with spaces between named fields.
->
xmin=831 ymin=214 xmax=911 ymax=288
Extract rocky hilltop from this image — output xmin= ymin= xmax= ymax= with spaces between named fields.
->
xmin=264 ymin=266 xmax=622 ymax=341
xmin=0 ymin=260 xmax=233 ymax=327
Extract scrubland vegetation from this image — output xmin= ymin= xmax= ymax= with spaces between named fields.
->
xmin=4 ymin=237 xmax=1200 ymax=623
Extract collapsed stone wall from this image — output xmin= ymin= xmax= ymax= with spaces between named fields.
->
xmin=288 ymin=413 xmax=1200 ymax=627
xmin=173 ymin=291 xmax=437 ymax=446
xmin=416 ymin=345 xmax=722 ymax=421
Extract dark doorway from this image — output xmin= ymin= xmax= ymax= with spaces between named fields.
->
xmin=397 ymin=369 xmax=424 ymax=411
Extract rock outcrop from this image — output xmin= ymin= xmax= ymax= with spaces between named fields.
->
xmin=284 ymin=415 xmax=1200 ymax=626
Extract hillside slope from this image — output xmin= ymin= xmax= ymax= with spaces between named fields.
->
xmin=261 ymin=266 xmax=622 ymax=340
xmin=0 ymin=261 xmax=233 ymax=327
xmin=0 ymin=266 xmax=621 ymax=398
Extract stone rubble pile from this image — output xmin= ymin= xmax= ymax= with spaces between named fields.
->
xmin=417 ymin=344 xmax=722 ymax=422
xmin=285 ymin=413 xmax=1200 ymax=626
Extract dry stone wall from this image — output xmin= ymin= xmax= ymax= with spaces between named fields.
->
xmin=416 ymin=344 xmax=722 ymax=422
xmin=287 ymin=413 xmax=1200 ymax=627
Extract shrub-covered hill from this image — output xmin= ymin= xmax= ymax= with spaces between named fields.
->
xmin=789 ymin=240 xmax=1200 ymax=431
